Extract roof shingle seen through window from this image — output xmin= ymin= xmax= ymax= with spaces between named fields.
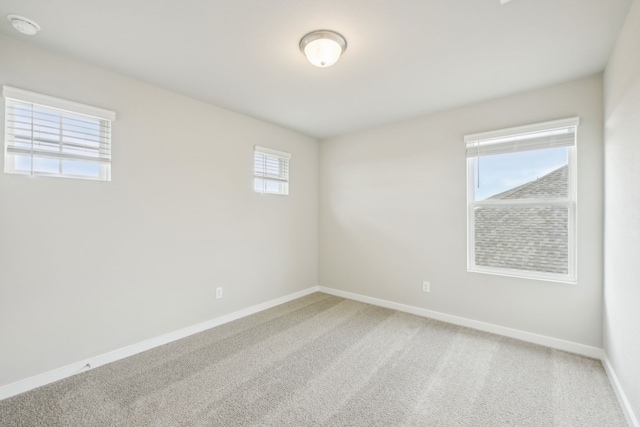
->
xmin=475 ymin=165 xmax=568 ymax=274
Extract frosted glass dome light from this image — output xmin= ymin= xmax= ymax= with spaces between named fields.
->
xmin=299 ymin=30 xmax=347 ymax=68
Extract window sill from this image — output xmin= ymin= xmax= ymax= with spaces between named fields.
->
xmin=468 ymin=265 xmax=576 ymax=284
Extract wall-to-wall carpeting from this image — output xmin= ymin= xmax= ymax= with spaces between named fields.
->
xmin=0 ymin=293 xmax=626 ymax=426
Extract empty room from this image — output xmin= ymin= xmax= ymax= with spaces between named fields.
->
xmin=0 ymin=0 xmax=639 ymax=425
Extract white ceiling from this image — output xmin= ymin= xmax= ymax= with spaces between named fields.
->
xmin=0 ymin=0 xmax=633 ymax=139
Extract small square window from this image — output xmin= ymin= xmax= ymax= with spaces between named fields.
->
xmin=254 ymin=146 xmax=290 ymax=195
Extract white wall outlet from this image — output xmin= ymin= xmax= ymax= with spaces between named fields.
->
xmin=216 ymin=287 xmax=223 ymax=299
xmin=422 ymin=281 xmax=430 ymax=293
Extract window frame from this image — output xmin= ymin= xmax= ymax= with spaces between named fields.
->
xmin=465 ymin=117 xmax=579 ymax=284
xmin=3 ymin=86 xmax=116 ymax=181
xmin=253 ymin=145 xmax=290 ymax=196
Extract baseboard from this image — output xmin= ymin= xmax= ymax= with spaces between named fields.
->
xmin=0 ymin=286 xmax=319 ymax=401
xmin=602 ymin=352 xmax=639 ymax=427
xmin=2 ymin=283 xmax=627 ymax=422
xmin=318 ymin=286 xmax=603 ymax=359
xmin=325 ymin=286 xmax=638 ymax=424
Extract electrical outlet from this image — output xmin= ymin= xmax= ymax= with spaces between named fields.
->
xmin=216 ymin=287 xmax=223 ymax=299
xmin=422 ymin=281 xmax=430 ymax=293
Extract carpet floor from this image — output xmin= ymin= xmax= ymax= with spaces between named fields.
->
xmin=0 ymin=293 xmax=627 ymax=426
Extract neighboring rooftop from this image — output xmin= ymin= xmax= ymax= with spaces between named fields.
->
xmin=475 ymin=165 xmax=569 ymax=274
xmin=488 ymin=165 xmax=568 ymax=200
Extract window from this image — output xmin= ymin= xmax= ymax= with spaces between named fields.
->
xmin=3 ymin=86 xmax=115 ymax=181
xmin=254 ymin=145 xmax=290 ymax=195
xmin=465 ymin=117 xmax=578 ymax=283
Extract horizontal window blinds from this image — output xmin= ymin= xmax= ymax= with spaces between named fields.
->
xmin=464 ymin=117 xmax=579 ymax=158
xmin=3 ymin=86 xmax=116 ymax=180
xmin=5 ymin=99 xmax=112 ymax=163
xmin=254 ymin=145 xmax=290 ymax=195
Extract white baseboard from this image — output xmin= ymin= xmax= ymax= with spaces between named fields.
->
xmin=602 ymin=352 xmax=639 ymax=427
xmin=318 ymin=286 xmax=603 ymax=359
xmin=322 ymin=289 xmax=636 ymax=426
xmin=3 ymin=283 xmax=632 ymax=427
xmin=0 ymin=286 xmax=319 ymax=401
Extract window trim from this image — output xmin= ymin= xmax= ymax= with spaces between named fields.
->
xmin=465 ymin=117 xmax=579 ymax=284
xmin=3 ymin=86 xmax=116 ymax=181
xmin=253 ymin=145 xmax=290 ymax=195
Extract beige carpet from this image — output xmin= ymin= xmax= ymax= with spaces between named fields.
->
xmin=0 ymin=293 xmax=627 ymax=426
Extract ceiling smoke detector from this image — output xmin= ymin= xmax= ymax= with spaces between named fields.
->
xmin=7 ymin=15 xmax=40 ymax=35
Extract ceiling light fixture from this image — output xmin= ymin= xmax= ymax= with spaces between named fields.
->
xmin=299 ymin=30 xmax=347 ymax=68
xmin=7 ymin=15 xmax=40 ymax=35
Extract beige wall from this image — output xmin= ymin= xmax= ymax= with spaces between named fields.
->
xmin=0 ymin=35 xmax=318 ymax=387
xmin=1 ymin=17 xmax=630 ymax=403
xmin=320 ymin=75 xmax=604 ymax=347
xmin=604 ymin=0 xmax=640 ymax=420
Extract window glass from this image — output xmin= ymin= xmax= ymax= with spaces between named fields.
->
xmin=474 ymin=205 xmax=569 ymax=274
xmin=63 ymin=161 xmax=100 ymax=177
xmin=254 ymin=146 xmax=290 ymax=195
xmin=33 ymin=157 xmax=59 ymax=174
xmin=474 ymin=147 xmax=568 ymax=201
xmin=3 ymin=86 xmax=114 ymax=181
xmin=465 ymin=118 xmax=577 ymax=283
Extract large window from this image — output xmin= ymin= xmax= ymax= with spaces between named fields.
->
xmin=465 ymin=117 xmax=578 ymax=283
xmin=254 ymin=145 xmax=290 ymax=195
xmin=3 ymin=86 xmax=115 ymax=181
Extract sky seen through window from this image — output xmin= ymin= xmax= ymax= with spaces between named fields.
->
xmin=473 ymin=147 xmax=568 ymax=201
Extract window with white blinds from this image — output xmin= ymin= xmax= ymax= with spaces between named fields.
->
xmin=465 ymin=117 xmax=579 ymax=283
xmin=3 ymin=86 xmax=116 ymax=181
xmin=465 ymin=118 xmax=578 ymax=158
xmin=254 ymin=145 xmax=290 ymax=195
